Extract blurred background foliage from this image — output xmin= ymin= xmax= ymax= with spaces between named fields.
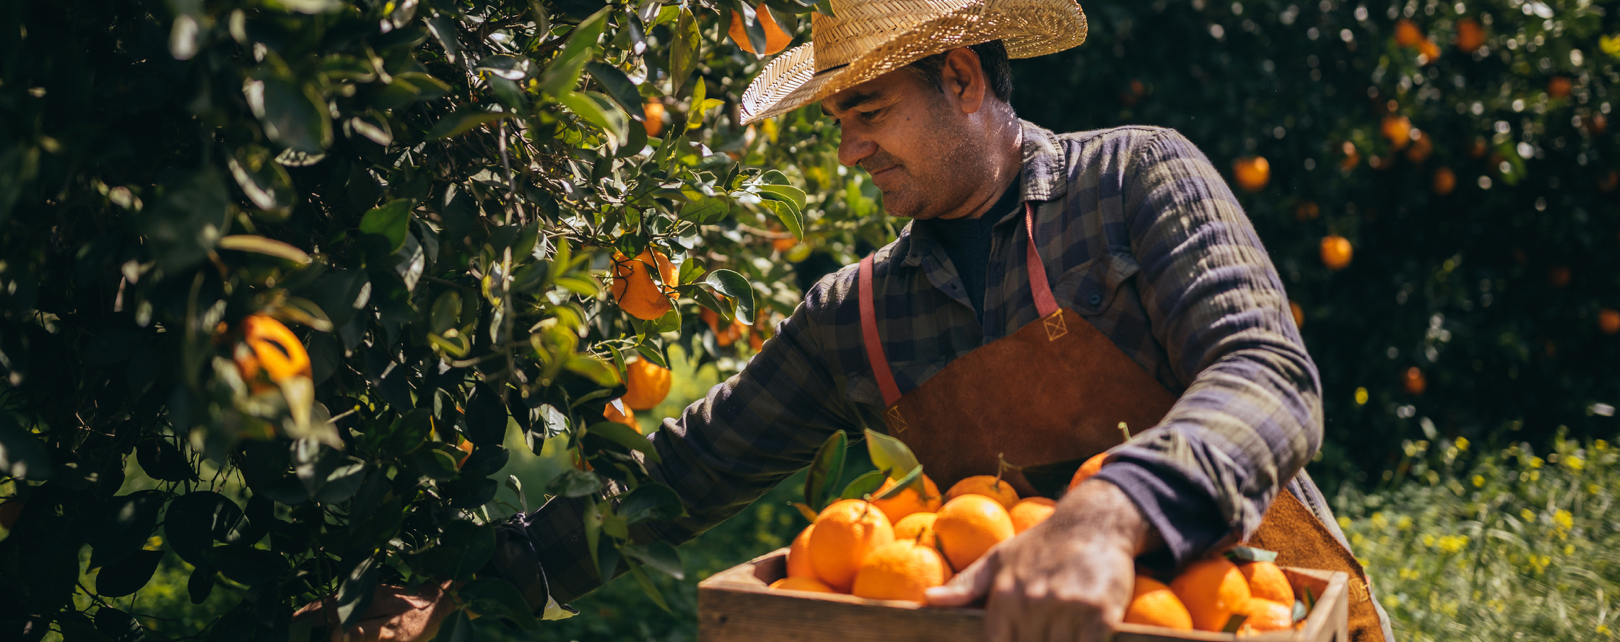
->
xmin=1 ymin=0 xmax=1618 ymax=640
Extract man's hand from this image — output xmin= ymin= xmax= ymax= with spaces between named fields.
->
xmin=292 ymin=580 xmax=457 ymax=642
xmin=925 ymin=480 xmax=1162 ymax=642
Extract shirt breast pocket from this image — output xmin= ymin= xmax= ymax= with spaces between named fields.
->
xmin=1052 ymin=251 xmax=1140 ymax=317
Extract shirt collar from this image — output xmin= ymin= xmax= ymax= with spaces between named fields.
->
xmin=899 ymin=120 xmax=1067 ymax=267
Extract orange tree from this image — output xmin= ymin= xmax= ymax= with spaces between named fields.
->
xmin=0 ymin=0 xmax=878 ymax=639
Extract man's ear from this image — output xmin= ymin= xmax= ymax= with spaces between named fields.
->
xmin=939 ymin=47 xmax=988 ymax=115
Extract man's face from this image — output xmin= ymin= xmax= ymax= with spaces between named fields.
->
xmin=822 ymin=69 xmax=980 ymax=220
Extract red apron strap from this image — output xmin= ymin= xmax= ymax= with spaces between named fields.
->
xmin=1024 ymin=202 xmax=1060 ymax=318
xmin=859 ymin=255 xmax=904 ymax=407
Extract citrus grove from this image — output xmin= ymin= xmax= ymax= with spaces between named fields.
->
xmin=0 ymin=0 xmax=880 ymax=638
xmin=0 ymin=0 xmax=1616 ymax=641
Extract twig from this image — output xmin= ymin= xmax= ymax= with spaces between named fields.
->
xmin=732 ymin=223 xmax=795 ymax=240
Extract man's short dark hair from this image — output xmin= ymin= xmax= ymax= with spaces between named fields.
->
xmin=906 ymin=40 xmax=1014 ymax=104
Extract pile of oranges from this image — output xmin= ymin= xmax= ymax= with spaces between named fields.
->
xmin=768 ymin=473 xmax=1057 ymax=603
xmin=1125 ymin=552 xmax=1303 ymax=635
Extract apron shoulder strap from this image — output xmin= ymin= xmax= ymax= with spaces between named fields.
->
xmin=1023 ymin=202 xmax=1060 ymax=318
xmin=859 ymin=255 xmax=904 ymax=407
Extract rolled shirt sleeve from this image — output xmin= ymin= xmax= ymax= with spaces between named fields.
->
xmin=1093 ymin=129 xmax=1323 ymax=567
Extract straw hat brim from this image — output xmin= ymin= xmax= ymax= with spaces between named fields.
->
xmin=739 ymin=0 xmax=1088 ymax=124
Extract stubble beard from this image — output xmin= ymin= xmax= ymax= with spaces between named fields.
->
xmin=870 ymin=112 xmax=990 ymax=220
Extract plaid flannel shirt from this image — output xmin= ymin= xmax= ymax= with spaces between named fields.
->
xmin=497 ymin=121 xmax=1348 ymax=607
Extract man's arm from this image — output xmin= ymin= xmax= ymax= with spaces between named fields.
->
xmin=1092 ymin=128 xmax=1323 ymax=567
xmin=498 ymin=276 xmax=863 ymax=604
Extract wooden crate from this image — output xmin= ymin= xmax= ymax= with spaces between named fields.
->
xmin=697 ymin=549 xmax=1349 ymax=642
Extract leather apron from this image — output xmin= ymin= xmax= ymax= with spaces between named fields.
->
xmin=857 ymin=203 xmax=1385 ymax=642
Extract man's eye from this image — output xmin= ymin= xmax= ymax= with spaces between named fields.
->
xmin=859 ymin=109 xmax=883 ymax=121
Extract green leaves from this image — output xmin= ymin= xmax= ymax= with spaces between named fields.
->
xmin=359 ymin=198 xmax=413 ymax=253
xmin=558 ymin=91 xmax=628 ymax=142
xmin=139 ymin=169 xmax=229 ymax=272
xmin=90 ymin=490 xmax=166 ymax=568
xmin=705 ymin=269 xmax=756 ymax=323
xmin=0 ymin=412 xmax=51 ymax=481
xmin=587 ymin=62 xmax=647 ymax=121
xmin=163 ymin=491 xmax=250 ymax=567
xmin=804 ymin=431 xmax=847 ymax=512
xmin=865 ymin=428 xmax=921 ymax=480
xmin=668 ymin=7 xmax=701 ymax=92
xmin=243 ymin=68 xmax=332 ymax=155
xmin=457 ymin=578 xmax=538 ymax=629
xmin=95 ymin=549 xmax=164 ymax=598
xmin=586 ymin=420 xmax=660 ymax=462
xmin=427 ymin=108 xmax=512 ymax=139
xmin=539 ymin=7 xmax=612 ymax=97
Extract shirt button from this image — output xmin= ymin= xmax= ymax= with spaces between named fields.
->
xmin=1088 ymin=294 xmax=1103 ymax=306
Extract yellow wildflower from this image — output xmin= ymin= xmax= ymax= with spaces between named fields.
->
xmin=1338 ymin=516 xmax=1352 ymax=529
xmin=1529 ymin=456 xmax=1544 ymax=469
xmin=1565 ymin=456 xmax=1585 ymax=472
xmin=1472 ymin=475 xmax=1484 ymax=488
xmin=1530 ymin=470 xmax=1540 ymax=482
xmin=1554 ymin=509 xmax=1573 ymax=531
xmin=1596 ymin=439 xmax=1609 ymax=452
xmin=1396 ymin=515 xmax=1412 ymax=530
xmin=1521 ymin=508 xmax=1536 ymax=521
xmin=1423 ymin=534 xmax=1437 ymax=547
xmin=1355 ymin=387 xmax=1369 ymax=405
xmin=1591 ymin=483 xmax=1602 ymax=495
xmin=1566 ymin=544 xmax=1576 ymax=555
xmin=1370 ymin=512 xmax=1388 ymax=529
xmin=1455 ymin=437 xmax=1469 ymax=451
xmin=1598 ymin=623 xmax=1611 ymax=636
xmin=1437 ymin=535 xmax=1469 ymax=553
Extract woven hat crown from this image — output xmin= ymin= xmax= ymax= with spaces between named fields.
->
xmin=739 ymin=0 xmax=1087 ymax=123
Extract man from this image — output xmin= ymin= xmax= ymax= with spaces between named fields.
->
xmin=329 ymin=0 xmax=1392 ymax=640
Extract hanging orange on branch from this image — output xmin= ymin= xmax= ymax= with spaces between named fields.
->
xmin=233 ymin=314 xmax=312 ymax=392
xmin=728 ymin=5 xmax=793 ymax=56
xmin=611 ymin=248 xmax=677 ymax=320
xmin=622 ymin=358 xmax=672 ymax=410
xmin=1321 ymin=235 xmax=1353 ymax=271
xmin=1232 ymin=156 xmax=1270 ymax=192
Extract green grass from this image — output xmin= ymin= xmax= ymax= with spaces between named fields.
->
xmin=1335 ymin=430 xmax=1620 ymax=641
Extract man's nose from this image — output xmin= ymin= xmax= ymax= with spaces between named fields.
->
xmin=837 ymin=129 xmax=876 ymax=168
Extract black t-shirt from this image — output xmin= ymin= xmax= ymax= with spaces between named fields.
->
xmin=918 ymin=178 xmax=1021 ymax=325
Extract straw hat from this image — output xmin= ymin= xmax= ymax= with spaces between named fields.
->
xmin=738 ymin=0 xmax=1087 ymax=124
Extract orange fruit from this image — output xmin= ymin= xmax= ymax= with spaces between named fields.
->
xmin=1394 ymin=19 xmax=1423 ymax=48
xmin=1340 ymin=141 xmax=1361 ymax=171
xmin=1288 ymin=301 xmax=1304 ymax=329
xmin=728 ymin=6 xmax=793 ymax=55
xmin=1238 ymin=561 xmax=1295 ymax=605
xmin=808 ymin=499 xmax=895 ymax=592
xmin=1549 ymin=76 xmax=1572 ymax=99
xmin=1294 ymin=201 xmax=1320 ymax=221
xmin=1381 ymin=115 xmax=1412 ymax=150
xmin=610 ymin=248 xmax=677 ymax=320
xmin=621 ymin=359 xmax=672 ymax=410
xmin=1008 ymin=497 xmax=1056 ymax=534
xmin=933 ymin=495 xmax=1014 ymax=570
xmin=1406 ymin=130 xmax=1433 ymax=162
xmin=1403 ymin=367 xmax=1426 ymax=395
xmin=851 ymin=540 xmax=952 ymax=603
xmin=1589 ymin=114 xmax=1607 ymax=135
xmin=1123 ymin=575 xmax=1193 ymax=630
xmin=871 ymin=475 xmax=941 ymax=525
xmin=1232 ymin=156 xmax=1269 ymax=192
xmin=603 ymin=401 xmax=639 ymax=432
xmin=787 ymin=525 xmax=819 ymax=579
xmin=1433 ymin=166 xmax=1456 ymax=195
xmin=699 ymin=308 xmax=744 ymax=347
xmin=1549 ymin=266 xmax=1572 ymax=288
xmin=1170 ymin=557 xmax=1253 ymax=632
xmin=893 ymin=512 xmax=939 ymax=549
xmin=1320 ymin=235 xmax=1352 ymax=271
xmin=772 ymin=237 xmax=798 ymax=252
xmin=1456 ymin=18 xmax=1485 ymax=53
xmin=1068 ymin=452 xmax=1108 ymax=490
xmin=1237 ymin=597 xmax=1295 ymax=633
xmin=234 ymin=315 xmax=311 ymax=391
xmin=946 ymin=475 xmax=1018 ymax=509
xmin=769 ymin=576 xmax=837 ymax=593
xmin=643 ymin=101 xmax=665 ymax=137
xmin=1600 ymin=309 xmax=1620 ymax=335
xmin=456 ymin=438 xmax=474 ymax=468
xmin=1418 ymin=38 xmax=1441 ymax=62
xmin=0 ymin=501 xmax=22 ymax=530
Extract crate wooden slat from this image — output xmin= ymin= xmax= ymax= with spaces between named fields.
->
xmin=697 ymin=549 xmax=1349 ymax=642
